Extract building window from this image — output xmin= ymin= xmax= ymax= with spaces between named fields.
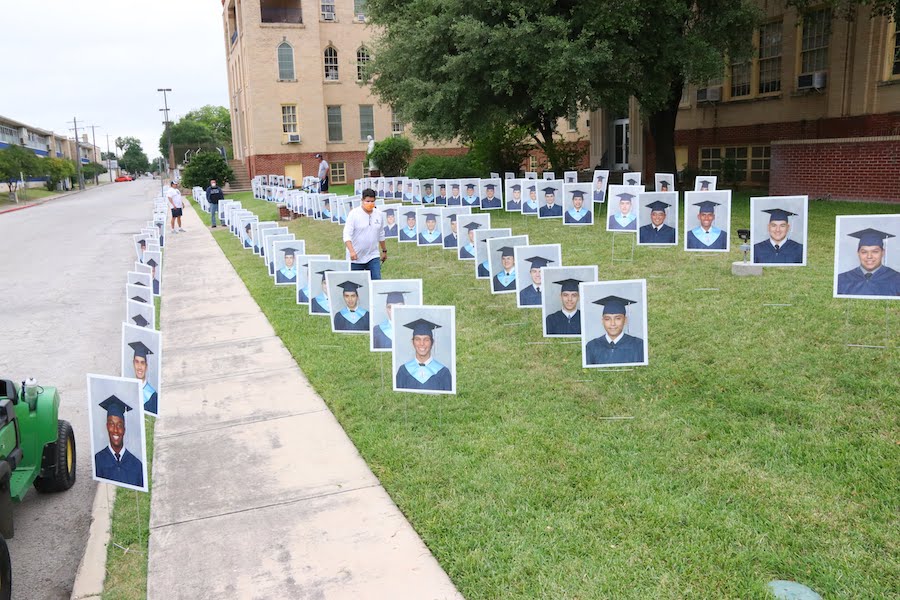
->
xmin=321 ymin=0 xmax=335 ymax=21
xmin=567 ymin=114 xmax=578 ymax=132
xmin=800 ymin=9 xmax=831 ymax=74
xmin=281 ymin=105 xmax=298 ymax=134
xmin=528 ymin=155 xmax=538 ymax=171
xmin=701 ymin=145 xmax=769 ymax=182
xmin=324 ymin=46 xmax=339 ymax=80
xmin=730 ymin=60 xmax=751 ymax=98
xmin=0 ymin=125 xmax=17 ymax=145
xmin=893 ymin=26 xmax=900 ymax=76
xmin=750 ymin=146 xmax=771 ymax=182
xmin=354 ymin=0 xmax=366 ymax=18
xmin=679 ymin=85 xmax=690 ymax=107
xmin=700 ymin=147 xmax=721 ymax=175
xmin=327 ymin=106 xmax=343 ymax=141
xmin=356 ymin=47 xmax=370 ymax=82
xmin=359 ymin=105 xmax=375 ymax=140
xmin=331 ymin=161 xmax=347 ymax=184
xmin=391 ymin=109 xmax=403 ymax=137
xmin=723 ymin=146 xmax=748 ymax=181
xmin=261 ymin=0 xmax=302 ymax=24
xmin=277 ymin=41 xmax=295 ymax=80
xmin=758 ymin=21 xmax=782 ymax=94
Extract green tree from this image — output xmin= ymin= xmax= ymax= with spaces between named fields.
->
xmin=119 ymin=145 xmax=150 ymax=176
xmin=368 ymin=136 xmax=413 ymax=176
xmin=0 ymin=145 xmax=43 ymax=196
xmin=160 ymin=105 xmax=231 ymax=157
xmin=465 ymin=124 xmax=532 ymax=176
xmin=100 ymin=151 xmax=117 ymax=161
xmin=115 ymin=136 xmax=143 ymax=154
xmin=43 ymin=157 xmax=76 ymax=190
xmin=181 ymin=152 xmax=234 ymax=188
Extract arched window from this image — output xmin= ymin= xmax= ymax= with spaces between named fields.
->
xmin=277 ymin=41 xmax=295 ymax=80
xmin=356 ymin=47 xmax=370 ymax=82
xmin=324 ymin=46 xmax=339 ymax=81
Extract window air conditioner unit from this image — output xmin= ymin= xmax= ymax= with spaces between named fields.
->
xmin=322 ymin=11 xmax=335 ymax=21
xmin=356 ymin=14 xmax=366 ymax=22
xmin=696 ymin=86 xmax=722 ymax=103
xmin=797 ymin=71 xmax=827 ymax=90
xmin=287 ymin=133 xmax=301 ymax=143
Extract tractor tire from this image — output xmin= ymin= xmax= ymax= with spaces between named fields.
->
xmin=34 ymin=420 xmax=76 ymax=493
xmin=0 ymin=535 xmax=10 ymax=600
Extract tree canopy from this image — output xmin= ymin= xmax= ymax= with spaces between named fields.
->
xmin=160 ymin=105 xmax=231 ymax=157
xmin=0 ymin=145 xmax=44 ymax=193
xmin=119 ymin=142 xmax=150 ymax=176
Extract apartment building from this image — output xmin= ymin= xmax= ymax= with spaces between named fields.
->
xmin=0 ymin=115 xmax=102 ymax=188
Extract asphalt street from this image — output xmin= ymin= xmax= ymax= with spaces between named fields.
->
xmin=0 ymin=179 xmax=162 ymax=599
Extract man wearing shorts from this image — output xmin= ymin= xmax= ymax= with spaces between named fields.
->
xmin=166 ymin=181 xmax=185 ymax=233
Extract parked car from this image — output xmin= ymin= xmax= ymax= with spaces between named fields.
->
xmin=114 ymin=175 xmax=133 ymax=182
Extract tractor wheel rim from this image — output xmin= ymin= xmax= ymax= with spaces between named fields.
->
xmin=66 ymin=438 xmax=74 ymax=473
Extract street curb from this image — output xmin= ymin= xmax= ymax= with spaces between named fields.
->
xmin=69 ymin=483 xmax=112 ymax=599
xmin=0 ymin=182 xmax=114 ymax=215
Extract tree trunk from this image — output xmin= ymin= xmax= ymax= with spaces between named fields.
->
xmin=647 ymin=77 xmax=684 ymax=175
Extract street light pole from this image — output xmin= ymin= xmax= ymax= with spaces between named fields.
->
xmin=157 ymin=88 xmax=173 ymax=180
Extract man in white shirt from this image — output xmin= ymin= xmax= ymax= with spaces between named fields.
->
xmin=343 ymin=188 xmax=387 ymax=279
xmin=316 ymin=153 xmax=330 ymax=192
xmin=165 ymin=181 xmax=185 ymax=233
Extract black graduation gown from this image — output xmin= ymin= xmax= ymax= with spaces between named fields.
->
xmin=443 ymin=233 xmax=458 ymax=248
xmin=276 ymin=270 xmax=296 ymax=284
xmin=836 ymin=266 xmax=900 ymax=296
xmin=593 ymin=191 xmax=605 ymax=203
xmin=564 ymin=210 xmax=592 ymax=224
xmin=94 ymin=448 xmax=144 ymax=487
xmin=477 ymin=262 xmax=490 ymax=277
xmin=311 ymin=296 xmax=330 ymax=313
xmin=753 ymin=239 xmax=803 ymax=264
xmin=447 ymin=196 xmax=462 ymax=206
xmin=545 ymin=310 xmax=581 ymax=335
xmin=418 ymin=232 xmax=442 ymax=245
xmin=482 ymin=198 xmax=502 ymax=209
xmin=519 ymin=285 xmax=541 ymax=306
xmin=608 ymin=215 xmax=637 ymax=231
xmin=334 ymin=310 xmax=370 ymax=331
xmin=153 ymin=279 xmax=160 ymax=295
xmin=144 ymin=393 xmax=158 ymax=415
xmin=585 ymin=334 xmax=645 ymax=365
xmin=492 ymin=273 xmax=516 ymax=292
xmin=540 ymin=204 xmax=563 ymax=217
xmin=506 ymin=200 xmax=522 ymax=211
xmin=244 ymin=239 xmax=252 ymax=248
xmin=399 ymin=229 xmax=417 ymax=242
xmin=686 ymin=228 xmax=727 ymax=249
xmin=459 ymin=245 xmax=474 ymax=259
xmin=372 ymin=324 xmax=392 ymax=349
xmin=383 ymin=224 xmax=398 ymax=237
xmin=435 ymin=195 xmax=447 ymax=205
xmin=463 ymin=196 xmax=480 ymax=206
xmin=298 ymin=287 xmax=309 ymax=303
xmin=639 ymin=224 xmax=676 ymax=244
xmin=396 ymin=364 xmax=452 ymax=391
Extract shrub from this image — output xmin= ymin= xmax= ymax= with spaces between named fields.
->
xmin=406 ymin=152 xmax=483 ymax=179
xmin=368 ymin=136 xmax=413 ymax=176
xmin=181 ymin=152 xmax=234 ymax=188
xmin=466 ymin=124 xmax=531 ymax=175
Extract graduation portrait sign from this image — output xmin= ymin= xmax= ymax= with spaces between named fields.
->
xmin=580 ymin=279 xmax=649 ymax=368
xmin=474 ymin=228 xmax=512 ymax=279
xmin=479 ymin=178 xmax=503 ymax=210
xmin=144 ymin=250 xmax=162 ymax=296
xmin=832 ymin=214 xmax=900 ymax=299
xmin=694 ymin=176 xmax=717 ymax=191
xmin=127 ymin=271 xmax=151 ymax=289
xmin=683 ymin=190 xmax=732 ymax=253
xmin=251 ymin=222 xmax=277 ymax=255
xmin=439 ymin=206 xmax=471 ymax=250
xmin=391 ymin=305 xmax=457 ymax=395
xmin=515 ymin=244 xmax=563 ymax=308
xmin=326 ymin=271 xmax=372 ymax=334
xmin=370 ymin=279 xmax=424 ymax=352
xmin=121 ymin=323 xmax=162 ymax=417
xmin=488 ymin=235 xmax=529 ymax=294
xmin=562 ymin=183 xmax=593 ymax=225
xmin=591 ymin=170 xmax=610 ymax=204
xmin=126 ymin=283 xmax=152 ymax=308
xmin=416 ymin=207 xmax=444 ymax=246
xmin=126 ymin=299 xmax=155 ymax=331
xmin=504 ymin=179 xmax=524 ymax=212
xmin=654 ymin=173 xmax=676 ymax=193
xmin=541 ymin=265 xmax=598 ymax=338
xmin=536 ymin=181 xmax=564 ymax=219
xmin=86 ymin=373 xmax=149 ymax=492
xmin=272 ymin=239 xmax=307 ymax=286
xmin=381 ymin=204 xmax=402 ymax=240
xmin=606 ymin=185 xmax=644 ymax=232
xmin=265 ymin=234 xmax=296 ymax=276
xmin=295 ymin=254 xmax=329 ymax=305
xmin=456 ymin=214 xmax=491 ymax=260
xmin=307 ymin=259 xmax=351 ymax=316
xmin=750 ymin=196 xmax=808 ymax=266
xmin=636 ymin=192 xmax=679 ymax=246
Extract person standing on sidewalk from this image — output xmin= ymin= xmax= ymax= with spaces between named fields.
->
xmin=206 ymin=178 xmax=224 ymax=228
xmin=343 ymin=188 xmax=386 ymax=279
xmin=166 ymin=181 xmax=186 ymax=233
xmin=316 ymin=153 xmax=330 ymax=192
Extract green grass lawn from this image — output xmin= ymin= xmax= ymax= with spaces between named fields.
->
xmin=201 ymin=192 xmax=898 ymax=599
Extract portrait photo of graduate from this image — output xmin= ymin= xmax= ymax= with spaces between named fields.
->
xmin=541 ymin=265 xmax=598 ymax=337
xmin=456 ymin=214 xmax=491 ymax=260
xmin=133 ymin=262 xmax=151 ymax=276
xmin=460 ymin=180 xmax=480 ymax=207
xmin=654 ymin=173 xmax=675 ymax=192
xmin=252 ymin=222 xmax=277 ymax=255
xmin=538 ymin=182 xmax=564 ymax=218
xmin=133 ymin=235 xmax=149 ymax=263
xmin=381 ymin=206 xmax=400 ymax=239
xmin=319 ymin=196 xmax=334 ymax=221
xmin=266 ymin=234 xmax=298 ymax=276
xmin=581 ymin=279 xmax=649 ymax=368
xmin=521 ymin=183 xmax=540 ymax=214
xmin=403 ymin=180 xmax=417 ymax=203
xmin=126 ymin=299 xmax=155 ymax=330
xmin=393 ymin=177 xmax=405 ymax=199
xmin=434 ymin=180 xmax=448 ymax=205
xmin=592 ymin=170 xmax=610 ymax=204
xmin=307 ymin=259 xmax=350 ymax=315
xmin=239 ymin=216 xmax=259 ymax=249
xmin=505 ymin=180 xmax=523 ymax=212
xmin=684 ymin=191 xmax=732 ymax=252
xmin=564 ymin=170 xmax=578 ymax=184
xmin=399 ymin=210 xmax=418 ymax=242
xmin=421 ymin=180 xmax=436 ymax=204
xmin=273 ymin=241 xmax=306 ymax=285
xmin=488 ymin=235 xmax=529 ymax=294
xmin=624 ymin=172 xmax=642 ymax=186
xmin=126 ymin=283 xmax=152 ymax=307
xmin=326 ymin=272 xmax=372 ymax=333
xmin=87 ymin=373 xmax=148 ymax=492
xmin=259 ymin=226 xmax=288 ymax=264
xmin=606 ymin=185 xmax=644 ymax=231
xmin=416 ymin=209 xmax=443 ymax=246
xmin=446 ymin=180 xmax=463 ymax=206
xmin=440 ymin=207 xmax=470 ymax=249
xmin=750 ymin=196 xmax=808 ymax=266
xmin=121 ymin=324 xmax=162 ymax=416
xmin=695 ymin=176 xmax=717 ymax=191
xmin=833 ymin=215 xmax=900 ymax=299
xmin=480 ymin=178 xmax=503 ymax=209
xmin=370 ymin=279 xmax=424 ymax=352
xmin=637 ymin=192 xmax=679 ymax=246
xmin=127 ymin=271 xmax=152 ymax=289
xmin=295 ymin=255 xmax=329 ymax=304
xmin=376 ymin=177 xmax=386 ymax=198
xmin=562 ymin=184 xmax=593 ymax=225
xmin=515 ymin=244 xmax=562 ymax=308
xmin=392 ymin=305 xmax=456 ymax=395
xmin=474 ymin=228 xmax=512 ymax=278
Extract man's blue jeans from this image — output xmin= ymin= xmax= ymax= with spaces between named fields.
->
xmin=210 ymin=203 xmax=218 ymax=226
xmin=351 ymin=257 xmax=381 ymax=280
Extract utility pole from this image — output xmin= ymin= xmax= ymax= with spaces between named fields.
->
xmin=87 ymin=125 xmax=101 ymax=185
xmin=105 ymin=134 xmax=114 ymax=183
xmin=157 ymin=88 xmax=173 ymax=180
xmin=68 ymin=117 xmax=86 ymax=191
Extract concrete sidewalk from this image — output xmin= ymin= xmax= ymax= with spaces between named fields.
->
xmin=147 ymin=205 xmax=462 ymax=599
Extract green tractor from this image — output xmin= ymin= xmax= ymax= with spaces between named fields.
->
xmin=0 ymin=379 xmax=77 ymax=600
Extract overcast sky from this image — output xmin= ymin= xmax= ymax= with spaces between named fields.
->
xmin=1 ymin=0 xmax=229 ymax=160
